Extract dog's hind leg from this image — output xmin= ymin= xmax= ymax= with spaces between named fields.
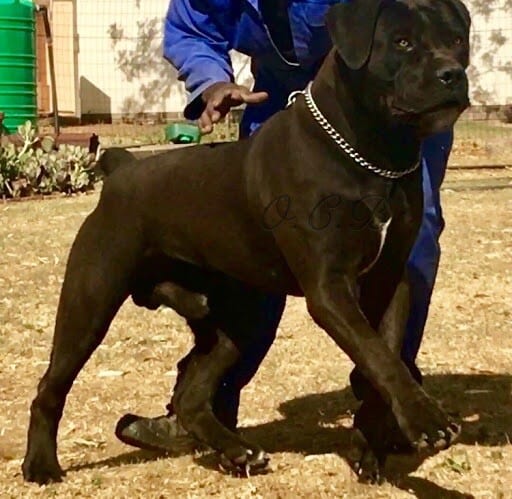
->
xmin=171 ymin=281 xmax=273 ymax=475
xmin=171 ymin=321 xmax=269 ymax=475
xmin=22 ymin=210 xmax=142 ymax=484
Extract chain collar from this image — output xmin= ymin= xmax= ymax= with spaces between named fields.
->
xmin=287 ymin=83 xmax=420 ymax=180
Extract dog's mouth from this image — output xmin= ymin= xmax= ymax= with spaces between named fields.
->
xmin=390 ymin=97 xmax=470 ymax=119
xmin=387 ymin=95 xmax=470 ymax=137
xmin=389 ymin=97 xmax=470 ymax=136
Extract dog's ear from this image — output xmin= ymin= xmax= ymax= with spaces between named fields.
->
xmin=326 ymin=0 xmax=383 ymax=70
xmin=448 ymin=0 xmax=471 ymax=30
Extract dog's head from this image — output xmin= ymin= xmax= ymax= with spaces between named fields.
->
xmin=326 ymin=0 xmax=471 ymax=136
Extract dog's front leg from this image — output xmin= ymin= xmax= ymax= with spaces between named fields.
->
xmin=352 ymin=277 xmax=415 ymax=482
xmin=303 ymin=270 xmax=459 ymax=453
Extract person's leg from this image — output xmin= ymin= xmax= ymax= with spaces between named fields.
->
xmin=401 ymin=130 xmax=453 ymax=369
xmin=212 ymin=292 xmax=286 ymax=430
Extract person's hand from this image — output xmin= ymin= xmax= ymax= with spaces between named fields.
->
xmin=199 ymin=82 xmax=268 ymax=134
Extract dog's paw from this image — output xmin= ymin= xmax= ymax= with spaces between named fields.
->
xmin=394 ymin=391 xmax=460 ymax=453
xmin=219 ymin=444 xmax=270 ymax=476
xmin=354 ymin=447 xmax=385 ymax=485
xmin=354 ymin=399 xmax=412 ymax=456
xmin=351 ymin=404 xmax=387 ymax=485
xmin=22 ymin=452 xmax=65 ymax=485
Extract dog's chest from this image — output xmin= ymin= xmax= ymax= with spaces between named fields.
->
xmin=359 ymin=216 xmax=393 ymax=275
xmin=356 ymin=182 xmax=418 ymax=275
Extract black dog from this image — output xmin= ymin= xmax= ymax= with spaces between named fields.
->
xmin=22 ymin=0 xmax=470 ymax=485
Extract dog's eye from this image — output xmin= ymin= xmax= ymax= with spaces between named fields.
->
xmin=395 ymin=38 xmax=413 ymax=50
xmin=454 ymin=36 xmax=463 ymax=46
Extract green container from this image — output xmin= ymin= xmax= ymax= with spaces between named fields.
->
xmin=165 ymin=123 xmax=201 ymax=144
xmin=0 ymin=0 xmax=37 ymax=134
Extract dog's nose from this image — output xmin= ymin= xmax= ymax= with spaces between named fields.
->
xmin=436 ymin=66 xmax=464 ymax=86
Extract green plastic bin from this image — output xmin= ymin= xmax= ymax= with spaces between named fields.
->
xmin=0 ymin=0 xmax=37 ymax=134
xmin=165 ymin=123 xmax=201 ymax=144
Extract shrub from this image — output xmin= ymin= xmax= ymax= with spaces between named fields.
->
xmin=0 ymin=121 xmax=97 ymax=198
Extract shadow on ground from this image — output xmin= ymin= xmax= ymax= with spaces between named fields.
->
xmin=69 ymin=374 xmax=512 ymax=498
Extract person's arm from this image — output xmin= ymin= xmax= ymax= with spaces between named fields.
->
xmin=163 ymin=0 xmax=234 ymax=120
xmin=163 ymin=0 xmax=267 ymax=132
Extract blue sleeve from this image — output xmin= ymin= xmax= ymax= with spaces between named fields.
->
xmin=163 ymin=0 xmax=234 ymax=120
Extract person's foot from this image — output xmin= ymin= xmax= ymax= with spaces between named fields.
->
xmin=115 ymin=413 xmax=199 ymax=454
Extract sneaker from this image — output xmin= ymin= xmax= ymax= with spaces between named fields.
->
xmin=115 ymin=413 xmax=199 ymax=454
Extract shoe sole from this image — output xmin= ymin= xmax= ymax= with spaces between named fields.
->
xmin=115 ymin=414 xmax=199 ymax=454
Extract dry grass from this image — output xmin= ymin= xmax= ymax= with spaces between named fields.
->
xmin=0 ymin=185 xmax=511 ymax=498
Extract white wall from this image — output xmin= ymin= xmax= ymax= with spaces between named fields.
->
xmin=75 ymin=0 xmax=252 ymax=118
xmin=76 ymin=0 xmax=181 ymax=117
xmin=468 ymin=6 xmax=512 ymax=105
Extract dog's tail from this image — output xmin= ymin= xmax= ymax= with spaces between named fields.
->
xmin=97 ymin=147 xmax=137 ymax=177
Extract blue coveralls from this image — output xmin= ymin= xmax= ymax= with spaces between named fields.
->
xmin=164 ymin=0 xmax=451 ymax=419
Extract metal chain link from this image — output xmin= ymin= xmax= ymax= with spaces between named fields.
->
xmin=287 ymin=83 xmax=420 ymax=180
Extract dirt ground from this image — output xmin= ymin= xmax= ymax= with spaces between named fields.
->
xmin=0 ymin=183 xmax=511 ymax=498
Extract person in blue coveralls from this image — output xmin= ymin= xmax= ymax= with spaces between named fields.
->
xmin=115 ymin=0 xmax=453 ymax=451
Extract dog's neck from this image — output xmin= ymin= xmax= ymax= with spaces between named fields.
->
xmin=308 ymin=50 xmax=421 ymax=175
